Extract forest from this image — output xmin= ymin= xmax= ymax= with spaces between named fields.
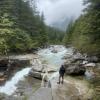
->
xmin=0 ymin=0 xmax=100 ymax=99
xmin=0 ymin=0 xmax=64 ymax=55
xmin=63 ymin=0 xmax=100 ymax=56
xmin=0 ymin=0 xmax=100 ymax=57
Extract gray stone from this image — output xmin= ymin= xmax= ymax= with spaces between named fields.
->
xmin=29 ymin=70 xmax=42 ymax=80
xmin=64 ymin=64 xmax=86 ymax=75
xmin=31 ymin=59 xmax=43 ymax=72
xmin=29 ymin=87 xmax=52 ymax=100
xmin=86 ymin=56 xmax=98 ymax=63
xmin=51 ymin=49 xmax=58 ymax=53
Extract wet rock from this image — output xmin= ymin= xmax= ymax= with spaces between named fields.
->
xmin=84 ymin=63 xmax=96 ymax=67
xmin=31 ymin=59 xmax=43 ymax=72
xmin=42 ymin=64 xmax=57 ymax=73
xmin=29 ymin=70 xmax=42 ymax=80
xmin=29 ymin=87 xmax=52 ymax=100
xmin=12 ymin=59 xmax=31 ymax=68
xmin=29 ymin=59 xmax=44 ymax=79
xmin=73 ymin=53 xmax=84 ymax=60
xmin=29 ymin=66 xmax=56 ymax=80
xmin=30 ymin=58 xmax=57 ymax=79
xmin=86 ymin=56 xmax=98 ymax=63
xmin=50 ymin=75 xmax=93 ymax=100
xmin=51 ymin=49 xmax=58 ymax=53
xmin=0 ymin=59 xmax=8 ymax=71
xmin=64 ymin=64 xmax=86 ymax=75
xmin=63 ymin=52 xmax=86 ymax=75
xmin=0 ymin=56 xmax=32 ymax=86
xmin=64 ymin=52 xmax=85 ymax=65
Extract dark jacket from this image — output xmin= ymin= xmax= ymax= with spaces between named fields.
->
xmin=59 ymin=65 xmax=65 ymax=75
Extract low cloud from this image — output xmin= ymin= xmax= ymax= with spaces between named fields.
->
xmin=36 ymin=0 xmax=84 ymax=25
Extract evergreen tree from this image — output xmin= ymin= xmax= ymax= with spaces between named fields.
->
xmin=0 ymin=0 xmax=48 ymax=55
xmin=63 ymin=0 xmax=100 ymax=55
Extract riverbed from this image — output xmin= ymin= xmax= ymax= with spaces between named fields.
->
xmin=0 ymin=45 xmax=99 ymax=100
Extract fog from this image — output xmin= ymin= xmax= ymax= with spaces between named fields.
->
xmin=36 ymin=0 xmax=84 ymax=25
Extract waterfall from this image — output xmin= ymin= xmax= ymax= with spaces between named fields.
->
xmin=0 ymin=67 xmax=31 ymax=95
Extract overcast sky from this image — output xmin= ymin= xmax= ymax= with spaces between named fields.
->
xmin=36 ymin=0 xmax=84 ymax=25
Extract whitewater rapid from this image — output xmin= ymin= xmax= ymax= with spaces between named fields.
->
xmin=0 ymin=68 xmax=31 ymax=95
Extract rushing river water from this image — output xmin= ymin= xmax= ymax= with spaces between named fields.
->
xmin=0 ymin=68 xmax=31 ymax=95
xmin=0 ymin=45 xmax=99 ymax=99
xmin=38 ymin=45 xmax=73 ymax=69
xmin=0 ymin=45 xmax=69 ymax=95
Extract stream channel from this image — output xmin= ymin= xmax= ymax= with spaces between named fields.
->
xmin=0 ymin=45 xmax=97 ymax=99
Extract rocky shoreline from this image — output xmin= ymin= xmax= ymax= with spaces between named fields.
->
xmin=0 ymin=54 xmax=36 ymax=85
xmin=63 ymin=48 xmax=100 ymax=77
xmin=0 ymin=45 xmax=100 ymax=100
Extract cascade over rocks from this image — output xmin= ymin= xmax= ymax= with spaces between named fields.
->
xmin=29 ymin=58 xmax=57 ymax=80
xmin=0 ymin=54 xmax=34 ymax=85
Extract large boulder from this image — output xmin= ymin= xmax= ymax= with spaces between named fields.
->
xmin=73 ymin=53 xmax=84 ymax=60
xmin=29 ymin=70 xmax=42 ymax=79
xmin=63 ymin=52 xmax=86 ymax=75
xmin=64 ymin=64 xmax=86 ymax=75
xmin=29 ymin=58 xmax=57 ymax=79
xmin=29 ymin=59 xmax=43 ymax=79
xmin=29 ymin=61 xmax=57 ymax=80
xmin=86 ymin=56 xmax=98 ymax=63
xmin=63 ymin=52 xmax=85 ymax=65
xmin=31 ymin=58 xmax=43 ymax=72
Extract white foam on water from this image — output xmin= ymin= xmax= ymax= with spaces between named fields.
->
xmin=0 ymin=67 xmax=31 ymax=95
xmin=38 ymin=45 xmax=69 ymax=68
xmin=0 ymin=45 xmax=73 ymax=95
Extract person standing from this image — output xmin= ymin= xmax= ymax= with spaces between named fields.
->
xmin=58 ymin=65 xmax=65 ymax=84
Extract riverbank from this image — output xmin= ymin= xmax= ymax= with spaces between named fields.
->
xmin=0 ymin=54 xmax=41 ymax=100
xmin=0 ymin=45 xmax=99 ymax=100
xmin=28 ymin=45 xmax=96 ymax=100
xmin=0 ymin=54 xmax=38 ymax=85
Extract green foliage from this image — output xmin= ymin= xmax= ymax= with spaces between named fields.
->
xmin=47 ymin=26 xmax=65 ymax=44
xmin=0 ymin=0 xmax=49 ymax=55
xmin=63 ymin=20 xmax=75 ymax=45
xmin=0 ymin=0 xmax=66 ymax=55
xmin=63 ymin=0 xmax=100 ymax=55
xmin=8 ymin=29 xmax=33 ymax=53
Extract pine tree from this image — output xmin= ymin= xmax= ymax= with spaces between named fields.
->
xmin=64 ymin=0 xmax=100 ymax=55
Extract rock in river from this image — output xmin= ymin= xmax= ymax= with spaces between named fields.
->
xmin=29 ymin=70 xmax=42 ymax=80
xmin=51 ymin=49 xmax=58 ymax=53
xmin=29 ymin=58 xmax=57 ymax=79
xmin=64 ymin=63 xmax=86 ymax=75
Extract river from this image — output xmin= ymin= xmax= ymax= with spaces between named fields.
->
xmin=0 ymin=45 xmax=69 ymax=95
xmin=0 ymin=45 xmax=98 ymax=99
